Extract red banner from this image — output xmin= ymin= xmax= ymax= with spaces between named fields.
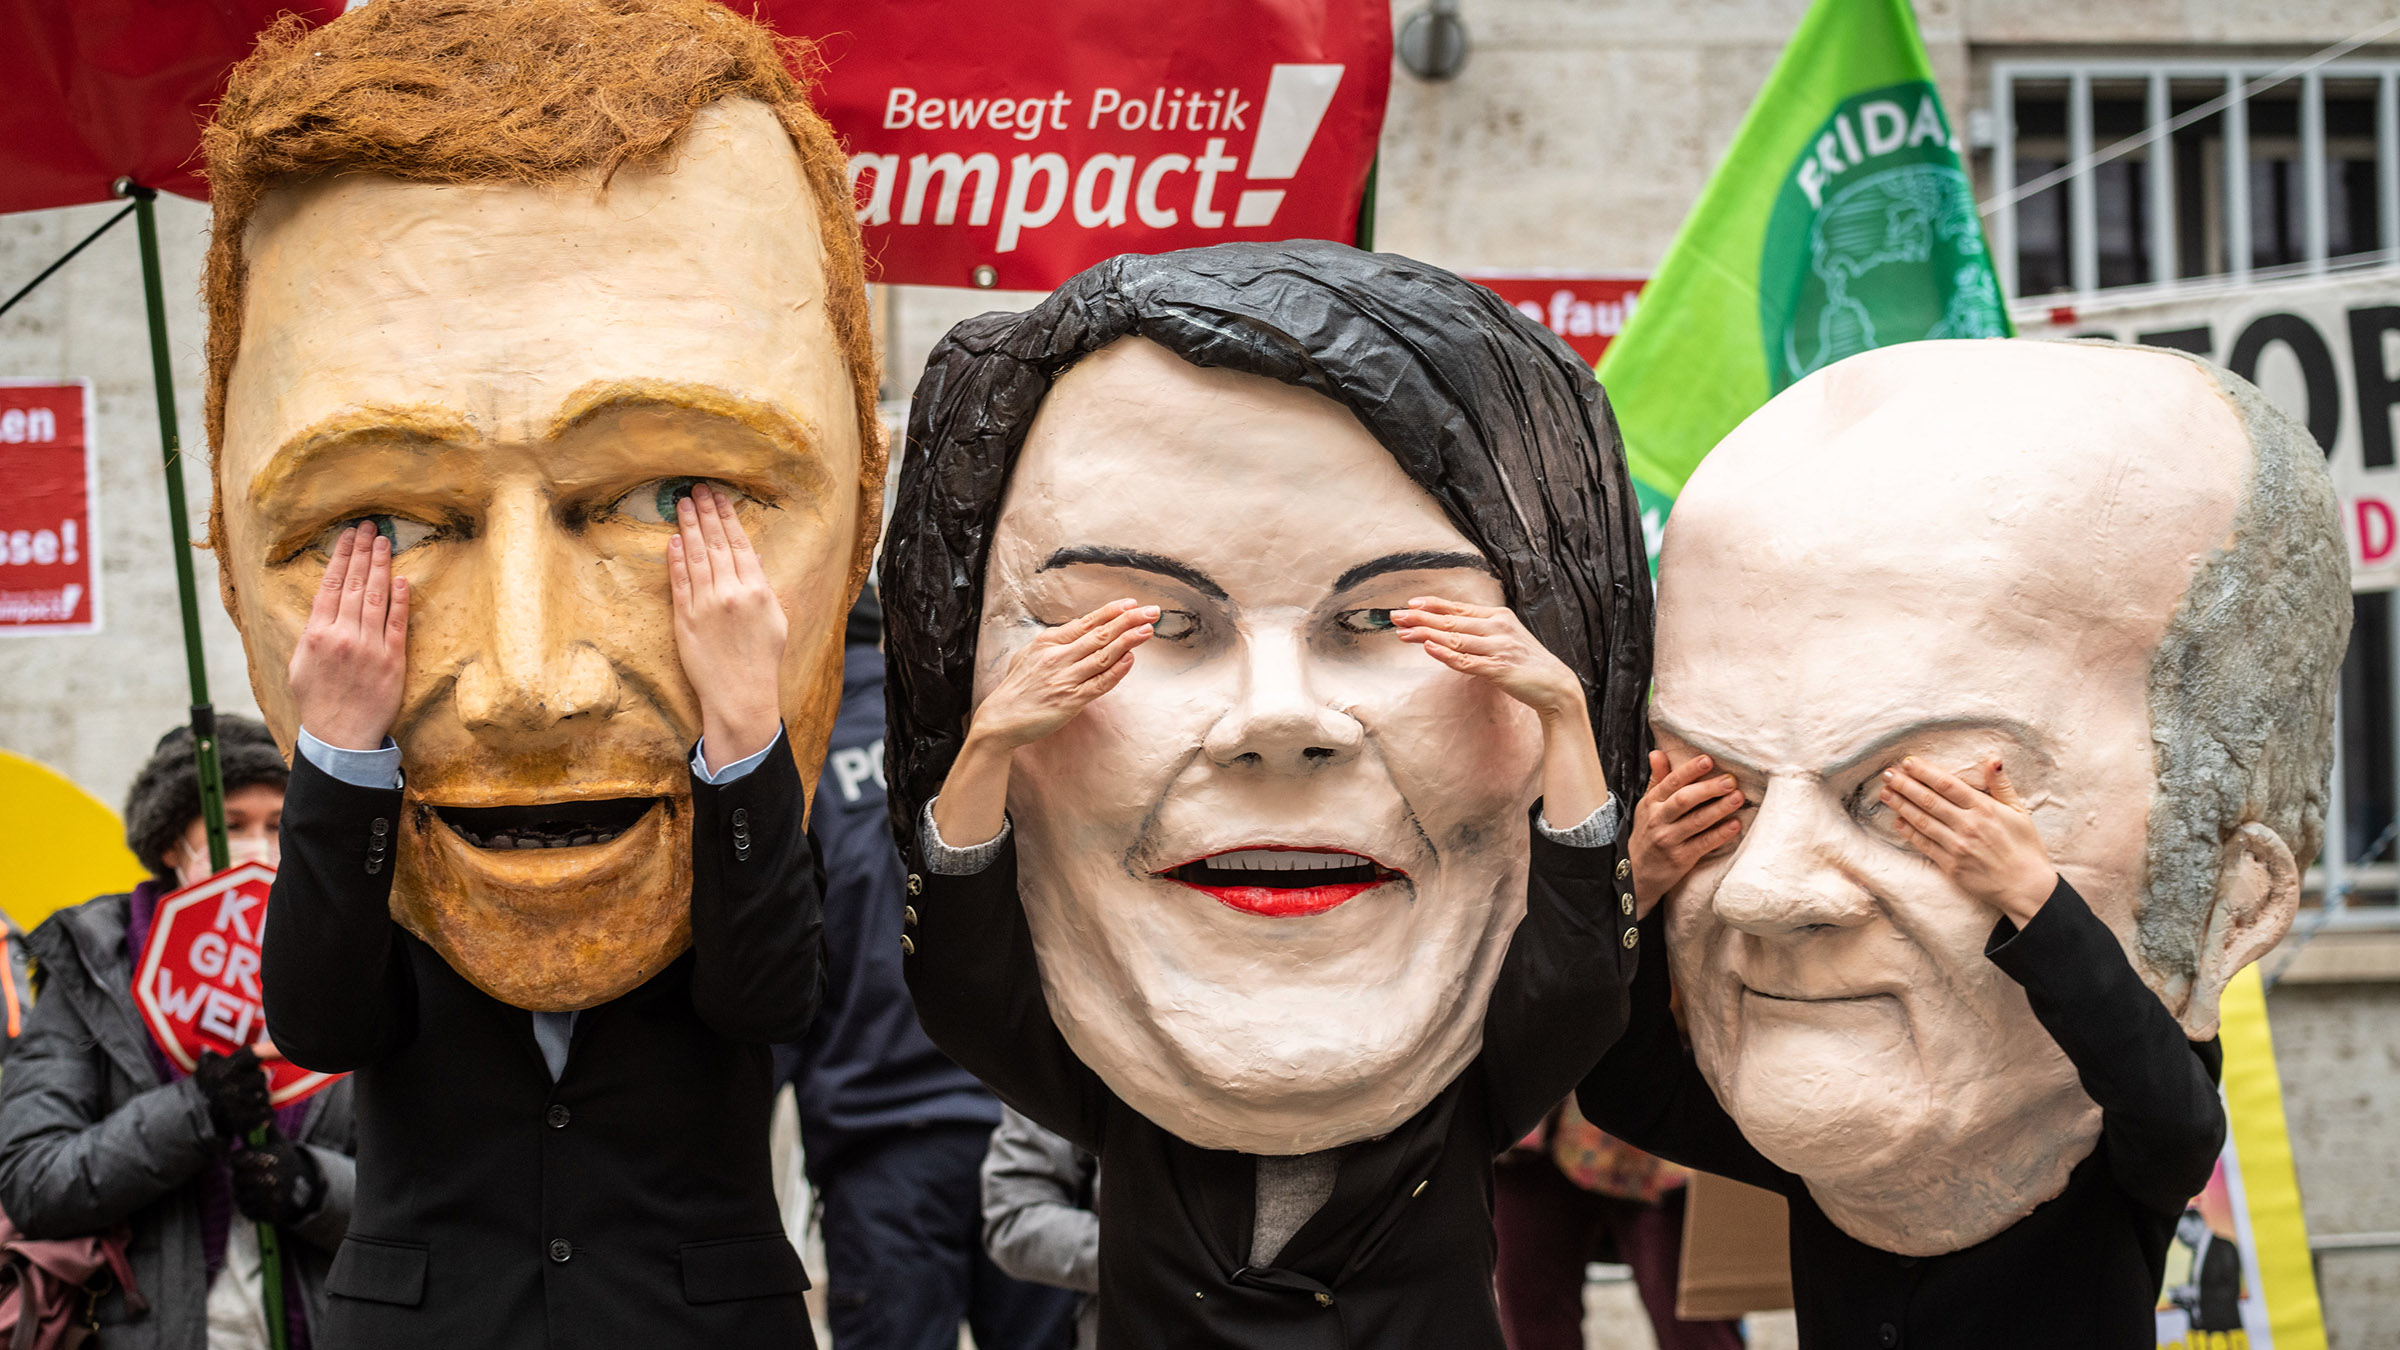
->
xmin=134 ymin=862 xmax=340 ymax=1107
xmin=0 ymin=381 xmax=97 ymax=634
xmin=1464 ymin=274 xmax=1649 ymax=368
xmin=771 ymin=0 xmax=1390 ymax=291
xmin=0 ymin=1 xmax=341 ymax=213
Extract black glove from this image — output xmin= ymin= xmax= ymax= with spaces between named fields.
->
xmin=231 ymin=1127 xmax=324 ymax=1227
xmin=193 ymin=1047 xmax=272 ymax=1140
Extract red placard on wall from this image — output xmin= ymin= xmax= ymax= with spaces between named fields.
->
xmin=1464 ymin=274 xmax=1649 ymax=369
xmin=0 ymin=381 xmax=99 ymax=635
xmin=769 ymin=0 xmax=1390 ymax=291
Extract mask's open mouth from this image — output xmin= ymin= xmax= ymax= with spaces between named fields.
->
xmin=433 ymin=798 xmax=660 ymax=851
xmin=1159 ymin=848 xmax=1404 ymax=918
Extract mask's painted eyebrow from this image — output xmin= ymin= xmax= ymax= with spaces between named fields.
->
xmin=248 ymin=404 xmax=479 ymax=506
xmin=1331 ymin=550 xmax=1494 ymax=595
xmin=1819 ymin=716 xmax=2048 ymax=782
xmin=1648 ymin=717 xmax=1763 ymax=780
xmin=1650 ymin=714 xmax=2047 ymax=783
xmin=1038 ymin=546 xmax=1229 ymax=601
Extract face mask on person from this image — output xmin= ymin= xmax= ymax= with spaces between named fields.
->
xmin=162 ymin=783 xmax=285 ymax=889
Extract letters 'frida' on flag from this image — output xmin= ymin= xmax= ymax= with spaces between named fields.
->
xmin=1596 ymin=0 xmax=2011 ymax=553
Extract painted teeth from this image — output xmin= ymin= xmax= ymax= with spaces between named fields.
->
xmin=1206 ymin=849 xmax=1365 ymax=872
xmin=476 ymin=830 xmax=620 ymax=850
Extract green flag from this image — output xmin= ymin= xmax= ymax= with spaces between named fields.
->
xmin=1597 ymin=0 xmax=2011 ymax=553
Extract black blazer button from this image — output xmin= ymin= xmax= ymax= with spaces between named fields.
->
xmin=1614 ymin=857 xmax=1630 ymax=880
xmin=907 ymin=874 xmax=922 ymax=896
xmin=903 ymin=905 xmax=918 ymax=929
xmin=1878 ymin=1324 xmax=1898 ymax=1347
xmin=1621 ymin=927 xmax=1639 ymax=950
xmin=365 ymin=859 xmax=382 ymax=875
xmin=549 ymin=1238 xmax=572 ymax=1263
xmin=1619 ymin=892 xmax=1635 ymax=916
xmin=900 ymin=935 xmax=916 ymax=956
xmin=371 ymin=818 xmax=390 ymax=836
xmin=732 ymin=808 xmax=748 ymax=827
xmin=547 ymin=1104 xmax=571 ymax=1129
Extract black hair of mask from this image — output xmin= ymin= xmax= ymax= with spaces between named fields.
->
xmin=880 ymin=240 xmax=1656 ymax=849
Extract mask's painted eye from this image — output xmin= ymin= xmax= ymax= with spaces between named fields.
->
xmin=1851 ymin=771 xmax=1908 ymax=846
xmin=613 ymin=478 xmax=745 ymax=525
xmin=1152 ymin=609 xmax=1198 ymax=640
xmin=317 ymin=515 xmax=436 ymax=556
xmin=1336 ymin=608 xmax=1396 ymax=634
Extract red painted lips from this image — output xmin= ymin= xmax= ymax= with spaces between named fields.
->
xmin=1158 ymin=847 xmax=1403 ymax=917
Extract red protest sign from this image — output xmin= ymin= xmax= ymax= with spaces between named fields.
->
xmin=134 ymin=861 xmax=340 ymax=1107
xmin=768 ymin=0 xmax=1390 ymax=291
xmin=0 ymin=381 xmax=98 ymax=634
xmin=1464 ymin=275 xmax=1649 ymax=368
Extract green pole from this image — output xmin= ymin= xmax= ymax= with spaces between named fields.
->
xmin=121 ymin=181 xmax=230 ymax=874
xmin=1353 ymin=156 xmax=1378 ymax=252
xmin=119 ymin=179 xmax=290 ymax=1350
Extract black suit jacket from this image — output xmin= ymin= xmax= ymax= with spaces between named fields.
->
xmin=262 ymin=733 xmax=825 ymax=1350
xmin=903 ymin=805 xmax=1638 ymax=1349
xmin=1579 ymin=879 xmax=2225 ymax=1350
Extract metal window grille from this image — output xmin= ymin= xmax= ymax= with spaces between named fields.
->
xmin=1988 ymin=60 xmax=2400 ymax=301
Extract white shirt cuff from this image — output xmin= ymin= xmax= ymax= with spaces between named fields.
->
xmin=920 ymin=797 xmax=1010 ymax=875
xmin=297 ymin=727 xmax=402 ymax=791
xmin=1535 ymin=794 xmax=1621 ymax=849
xmin=692 ymin=735 xmax=777 ymax=785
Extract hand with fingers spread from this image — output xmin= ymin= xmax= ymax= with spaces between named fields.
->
xmin=289 ymin=521 xmax=411 ymax=751
xmin=669 ymin=483 xmax=790 ymax=771
xmin=1879 ymin=756 xmax=2057 ymax=925
xmin=1391 ymin=596 xmax=1610 ymax=830
xmin=932 ymin=599 xmax=1157 ymax=849
xmin=1628 ymin=751 xmax=1745 ymax=916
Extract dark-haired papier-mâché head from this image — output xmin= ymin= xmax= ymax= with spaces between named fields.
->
xmin=882 ymin=240 xmax=1652 ymax=1152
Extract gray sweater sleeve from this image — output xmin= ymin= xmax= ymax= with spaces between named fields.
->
xmin=0 ymin=980 xmax=220 ymax=1238
xmin=980 ymin=1107 xmax=1099 ymax=1295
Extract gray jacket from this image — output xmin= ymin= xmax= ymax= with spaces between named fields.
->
xmin=0 ymin=894 xmax=355 ymax=1350
xmin=981 ymin=1106 xmax=1098 ymax=1350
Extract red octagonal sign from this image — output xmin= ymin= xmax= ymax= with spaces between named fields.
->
xmin=134 ymin=861 xmax=340 ymax=1107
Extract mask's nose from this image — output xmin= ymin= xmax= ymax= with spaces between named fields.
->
xmin=453 ymin=483 xmax=625 ymax=736
xmin=1708 ymin=776 xmax=1877 ymax=935
xmin=1201 ymin=622 xmax=1363 ymax=772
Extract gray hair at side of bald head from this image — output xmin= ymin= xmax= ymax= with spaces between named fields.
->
xmin=2136 ymin=342 xmax=2352 ymax=989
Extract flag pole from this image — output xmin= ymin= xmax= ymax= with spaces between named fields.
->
xmin=117 ymin=177 xmax=290 ymax=1350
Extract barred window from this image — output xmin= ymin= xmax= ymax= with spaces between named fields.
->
xmin=1987 ymin=61 xmax=2400 ymax=300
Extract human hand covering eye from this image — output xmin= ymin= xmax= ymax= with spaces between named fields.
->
xmin=288 ymin=522 xmax=410 ymax=750
xmin=1391 ymin=597 xmax=1610 ymax=831
xmin=1878 ymin=756 xmax=2058 ymax=925
xmin=1627 ymin=751 xmax=1745 ymax=918
xmin=971 ymin=599 xmax=1158 ymax=750
xmin=933 ymin=600 xmax=1156 ymax=849
xmin=668 ymin=483 xmax=788 ymax=769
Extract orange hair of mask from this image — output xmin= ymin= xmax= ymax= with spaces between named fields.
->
xmin=198 ymin=0 xmax=884 ymax=605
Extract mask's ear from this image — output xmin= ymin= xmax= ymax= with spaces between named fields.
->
xmin=2179 ymin=822 xmax=2299 ymax=1038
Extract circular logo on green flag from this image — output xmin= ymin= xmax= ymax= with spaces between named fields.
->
xmin=1759 ymin=82 xmax=2007 ymax=393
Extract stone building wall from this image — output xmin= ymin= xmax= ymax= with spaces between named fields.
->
xmin=0 ymin=195 xmax=258 ymax=806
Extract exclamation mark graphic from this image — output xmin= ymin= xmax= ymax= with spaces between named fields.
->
xmin=1235 ymin=64 xmax=1346 ymax=229
xmin=61 ymin=520 xmax=77 ymax=565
